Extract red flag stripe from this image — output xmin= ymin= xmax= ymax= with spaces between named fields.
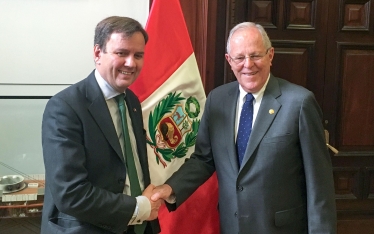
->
xmin=130 ymin=0 xmax=193 ymax=102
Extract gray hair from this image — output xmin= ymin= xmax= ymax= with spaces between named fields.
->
xmin=226 ymin=22 xmax=272 ymax=53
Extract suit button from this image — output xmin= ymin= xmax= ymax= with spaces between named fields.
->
xmin=234 ymin=212 xmax=238 ymax=217
xmin=237 ymin=186 xmax=243 ymax=191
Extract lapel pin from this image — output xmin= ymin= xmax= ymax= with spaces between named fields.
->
xmin=269 ymin=109 xmax=274 ymax=114
xmin=133 ymin=108 xmax=137 ymax=112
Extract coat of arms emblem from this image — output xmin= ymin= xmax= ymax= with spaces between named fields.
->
xmin=146 ymin=92 xmax=201 ymax=167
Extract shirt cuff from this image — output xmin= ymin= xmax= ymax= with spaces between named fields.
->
xmin=165 ymin=194 xmax=176 ymax=204
xmin=128 ymin=196 xmax=151 ymax=225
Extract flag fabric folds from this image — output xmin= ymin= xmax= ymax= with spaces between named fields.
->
xmin=129 ymin=0 xmax=219 ymax=233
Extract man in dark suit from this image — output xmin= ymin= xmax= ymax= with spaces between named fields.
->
xmin=41 ymin=16 xmax=161 ymax=234
xmin=152 ymin=22 xmax=337 ymax=233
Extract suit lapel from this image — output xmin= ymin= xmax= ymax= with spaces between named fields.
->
xmin=85 ymin=72 xmax=124 ymax=162
xmin=225 ymin=84 xmax=241 ymax=173
xmin=239 ymin=75 xmax=282 ymax=171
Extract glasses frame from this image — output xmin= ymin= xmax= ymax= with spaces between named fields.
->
xmin=228 ymin=48 xmax=271 ymax=65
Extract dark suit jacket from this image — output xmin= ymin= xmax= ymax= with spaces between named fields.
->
xmin=166 ymin=75 xmax=337 ymax=234
xmin=41 ymin=71 xmax=160 ymax=234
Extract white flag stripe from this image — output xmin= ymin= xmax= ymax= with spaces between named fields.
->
xmin=141 ymin=53 xmax=205 ymax=112
xmin=140 ymin=53 xmax=206 ymax=186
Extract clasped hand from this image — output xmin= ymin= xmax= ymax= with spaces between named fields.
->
xmin=142 ymin=184 xmax=174 ymax=220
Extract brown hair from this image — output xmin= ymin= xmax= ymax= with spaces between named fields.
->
xmin=94 ymin=16 xmax=148 ymax=52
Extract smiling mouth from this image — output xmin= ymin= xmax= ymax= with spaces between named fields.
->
xmin=244 ymin=71 xmax=258 ymax=75
xmin=119 ymin=70 xmax=132 ymax=75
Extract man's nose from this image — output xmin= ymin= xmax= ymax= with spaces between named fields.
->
xmin=243 ymin=56 xmax=254 ymax=67
xmin=124 ymin=56 xmax=136 ymax=67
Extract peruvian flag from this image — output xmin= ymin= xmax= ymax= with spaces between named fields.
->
xmin=130 ymin=0 xmax=220 ymax=233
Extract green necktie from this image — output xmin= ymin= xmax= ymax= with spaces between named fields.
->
xmin=115 ymin=94 xmax=147 ymax=234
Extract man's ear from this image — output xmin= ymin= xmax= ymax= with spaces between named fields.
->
xmin=93 ymin=44 xmax=101 ymax=65
xmin=225 ymin=54 xmax=232 ymax=65
xmin=268 ymin=47 xmax=275 ymax=66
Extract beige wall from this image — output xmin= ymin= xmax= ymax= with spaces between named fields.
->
xmin=0 ymin=0 xmax=149 ymax=96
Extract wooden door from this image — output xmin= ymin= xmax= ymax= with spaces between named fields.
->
xmin=324 ymin=0 xmax=374 ymax=233
xmin=223 ymin=0 xmax=374 ymax=233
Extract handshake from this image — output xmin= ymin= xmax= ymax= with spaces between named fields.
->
xmin=142 ymin=184 xmax=173 ymax=221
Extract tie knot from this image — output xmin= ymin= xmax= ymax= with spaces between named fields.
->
xmin=115 ymin=93 xmax=125 ymax=105
xmin=245 ymin=93 xmax=254 ymax=103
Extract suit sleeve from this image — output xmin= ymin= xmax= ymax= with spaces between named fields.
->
xmin=299 ymin=92 xmax=337 ymax=233
xmin=165 ymin=91 xmax=216 ymax=208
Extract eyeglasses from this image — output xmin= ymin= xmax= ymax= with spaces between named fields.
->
xmin=228 ymin=48 xmax=270 ymax=65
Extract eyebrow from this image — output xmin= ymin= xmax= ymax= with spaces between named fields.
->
xmin=111 ymin=49 xmax=144 ymax=55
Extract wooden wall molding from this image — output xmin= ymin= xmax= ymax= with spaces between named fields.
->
xmin=341 ymin=1 xmax=371 ymax=31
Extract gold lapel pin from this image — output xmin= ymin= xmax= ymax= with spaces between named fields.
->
xmin=269 ymin=109 xmax=274 ymax=114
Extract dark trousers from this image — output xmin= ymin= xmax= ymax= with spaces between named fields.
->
xmin=124 ymin=224 xmax=153 ymax=234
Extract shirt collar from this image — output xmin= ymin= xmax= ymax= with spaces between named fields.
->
xmin=95 ymin=69 xmax=125 ymax=100
xmin=238 ymin=73 xmax=270 ymax=102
